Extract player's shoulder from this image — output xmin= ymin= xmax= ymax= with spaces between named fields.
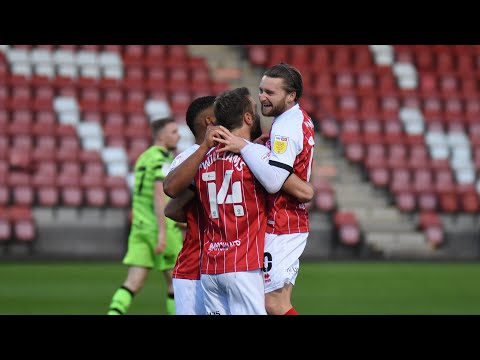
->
xmin=171 ymin=144 xmax=202 ymax=171
xmin=176 ymin=144 xmax=200 ymax=160
xmin=274 ymin=105 xmax=303 ymax=125
xmin=148 ymin=146 xmax=171 ymax=162
xmin=249 ymin=142 xmax=270 ymax=154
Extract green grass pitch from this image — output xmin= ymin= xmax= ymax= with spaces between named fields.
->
xmin=1 ymin=261 xmax=480 ymax=315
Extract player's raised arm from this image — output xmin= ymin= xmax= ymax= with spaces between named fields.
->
xmin=213 ymin=126 xmax=313 ymax=202
xmin=163 ymin=125 xmax=220 ymax=198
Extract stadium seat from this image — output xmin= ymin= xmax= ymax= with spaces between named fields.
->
xmin=145 ymin=45 xmax=167 ymax=68
xmin=103 ymin=45 xmax=123 ymax=53
xmin=124 ymin=90 xmax=146 ymax=114
xmin=106 ymin=176 xmax=131 ymax=208
xmin=145 ymin=67 xmax=167 ymax=92
xmin=268 ymin=45 xmax=288 ymax=67
xmin=438 ymin=190 xmax=459 ymax=214
xmin=123 ymin=66 xmax=145 ymax=90
xmin=9 ymin=206 xmax=35 ymax=244
xmin=457 ymin=184 xmax=480 ymax=213
xmin=0 ymin=183 xmax=9 ymax=207
xmin=35 ymin=161 xmax=57 ymax=176
xmin=102 ymin=88 xmax=125 ymax=114
xmin=79 ymin=87 xmax=102 ymax=112
xmin=57 ymin=173 xmax=83 ymax=207
xmin=418 ymin=212 xmax=444 ymax=248
xmin=32 ymin=86 xmax=54 ymax=112
xmin=393 ymin=184 xmax=417 ymax=213
xmin=334 ymin=211 xmax=361 ymax=246
xmin=340 ymin=132 xmax=364 ymax=164
xmin=123 ymin=45 xmax=144 ymax=67
xmin=8 ymin=148 xmax=32 ymax=172
xmin=81 ymin=174 xmax=107 ymax=208
xmin=33 ymin=173 xmax=59 ymax=207
xmin=0 ymin=208 xmax=11 ymax=242
xmin=312 ymin=178 xmax=336 ymax=214
xmin=167 ymin=67 xmax=189 ymax=93
xmin=248 ymin=45 xmax=268 ymax=66
xmin=318 ymin=117 xmax=339 ymax=140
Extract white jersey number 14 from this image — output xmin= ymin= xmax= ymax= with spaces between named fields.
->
xmin=202 ymin=170 xmax=244 ymax=219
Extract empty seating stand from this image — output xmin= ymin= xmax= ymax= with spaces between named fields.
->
xmin=0 ymin=45 xmax=228 ymax=216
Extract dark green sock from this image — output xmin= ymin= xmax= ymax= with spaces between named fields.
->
xmin=166 ymin=292 xmax=175 ymax=315
xmin=108 ymin=286 xmax=134 ymax=315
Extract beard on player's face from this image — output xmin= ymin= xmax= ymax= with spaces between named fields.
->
xmin=250 ymin=112 xmax=263 ymax=140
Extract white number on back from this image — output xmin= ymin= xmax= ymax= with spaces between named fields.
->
xmin=202 ymin=170 xmax=244 ymax=219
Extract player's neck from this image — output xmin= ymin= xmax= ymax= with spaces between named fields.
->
xmin=194 ymin=134 xmax=204 ymax=146
xmin=232 ymin=128 xmax=251 ymax=142
xmin=154 ymin=142 xmax=168 ymax=151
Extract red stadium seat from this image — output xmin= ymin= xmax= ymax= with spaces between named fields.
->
xmin=84 ymin=161 xmax=105 ymax=177
xmin=109 ymin=187 xmax=131 ymax=208
xmin=102 ymin=89 xmax=125 ymax=115
xmin=415 ymin=50 xmax=435 ymax=71
xmin=105 ymin=176 xmax=131 ymax=208
xmin=79 ymin=87 xmax=102 ymax=112
xmin=144 ymin=45 xmax=167 ymax=68
xmin=33 ymin=173 xmax=59 ymax=207
xmin=248 ymin=45 xmax=268 ymax=66
xmin=368 ymin=163 xmax=390 ymax=188
xmin=311 ymin=177 xmax=336 ymax=213
xmin=438 ymin=190 xmax=459 ymax=214
xmin=167 ymin=67 xmax=189 ymax=93
xmin=0 ymin=184 xmax=9 ymax=207
xmin=418 ymin=212 xmax=444 ymax=248
xmin=145 ymin=67 xmax=167 ymax=92
xmin=457 ymin=184 xmax=480 ymax=213
xmin=334 ymin=211 xmax=361 ymax=246
xmin=124 ymin=90 xmax=146 ymax=114
xmin=353 ymin=48 xmax=374 ymax=71
xmin=57 ymin=173 xmax=83 ymax=207
xmin=123 ymin=66 xmax=145 ymax=90
xmin=0 ymin=209 xmax=11 ymax=243
xmin=9 ymin=206 xmax=35 ymax=244
xmin=81 ymin=175 xmax=107 ymax=208
xmin=123 ymin=45 xmax=144 ymax=67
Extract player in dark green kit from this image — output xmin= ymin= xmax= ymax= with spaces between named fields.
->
xmin=108 ymin=117 xmax=183 ymax=315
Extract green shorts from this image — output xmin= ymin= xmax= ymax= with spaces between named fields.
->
xmin=123 ymin=219 xmax=183 ymax=272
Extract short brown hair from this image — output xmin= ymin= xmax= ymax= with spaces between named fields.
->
xmin=264 ymin=62 xmax=303 ymax=102
xmin=150 ymin=117 xmax=175 ymax=139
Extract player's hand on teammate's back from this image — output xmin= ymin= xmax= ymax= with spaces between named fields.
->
xmin=213 ymin=126 xmax=249 ymax=154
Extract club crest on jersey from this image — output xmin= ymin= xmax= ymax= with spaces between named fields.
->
xmin=273 ymin=135 xmax=289 ymax=154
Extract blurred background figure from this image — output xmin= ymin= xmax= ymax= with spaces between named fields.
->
xmin=107 ymin=117 xmax=182 ymax=315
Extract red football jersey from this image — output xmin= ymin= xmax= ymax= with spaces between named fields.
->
xmin=195 ymin=146 xmax=267 ymax=275
xmin=172 ymin=199 xmax=205 ymax=280
xmin=265 ymin=104 xmax=315 ymax=234
xmin=170 ymin=144 xmax=204 ymax=280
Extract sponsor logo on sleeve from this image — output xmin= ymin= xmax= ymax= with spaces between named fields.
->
xmin=261 ymin=151 xmax=270 ymax=162
xmin=273 ymin=135 xmax=289 ymax=154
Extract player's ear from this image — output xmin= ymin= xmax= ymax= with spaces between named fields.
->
xmin=288 ymin=92 xmax=296 ymax=103
xmin=244 ymin=112 xmax=253 ymax=126
xmin=205 ymin=115 xmax=216 ymax=126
